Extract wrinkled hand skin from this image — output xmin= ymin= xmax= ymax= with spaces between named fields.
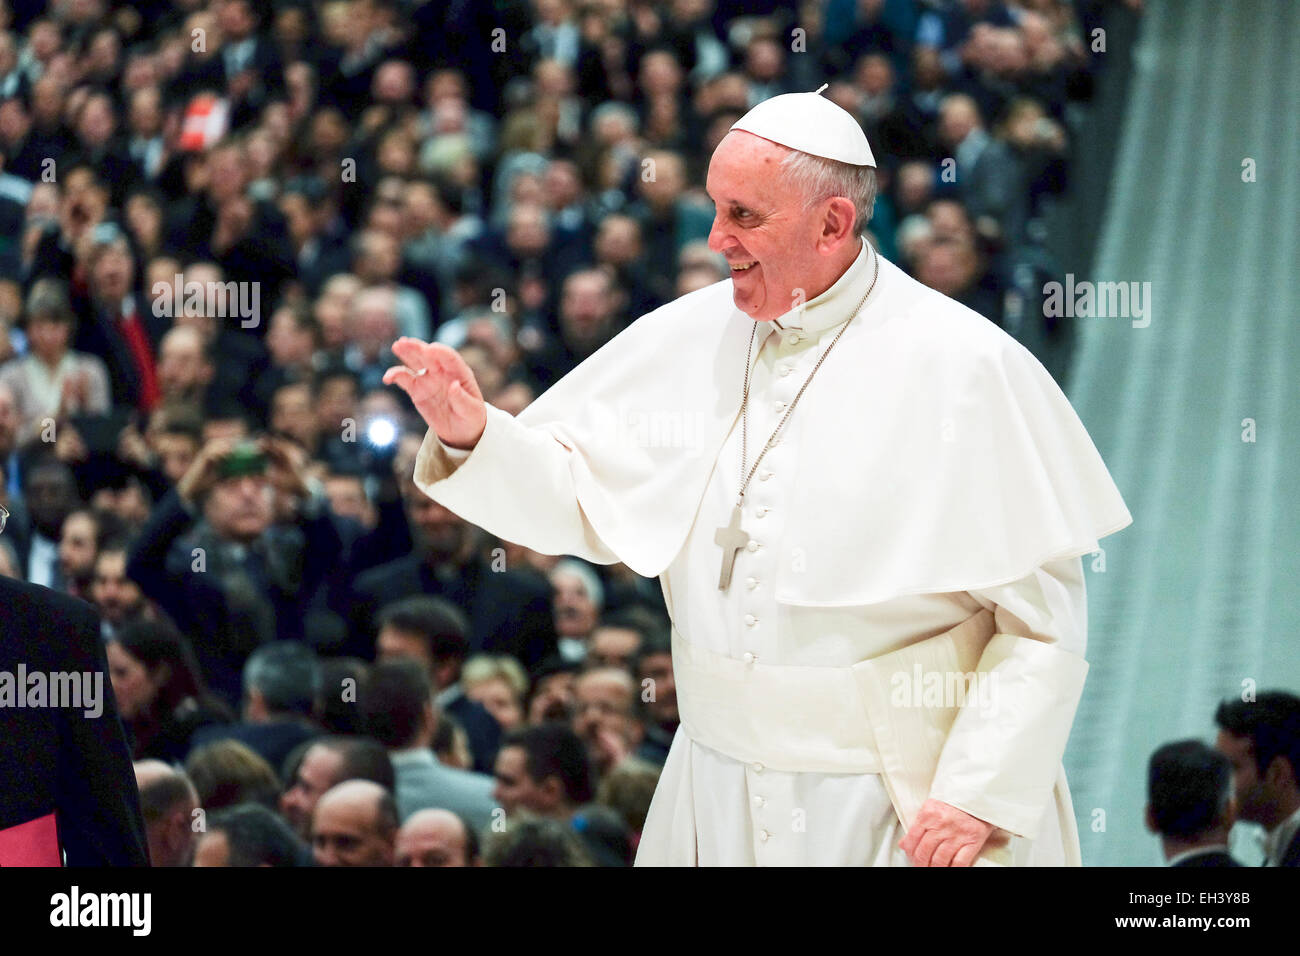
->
xmin=899 ymin=798 xmax=1002 ymax=867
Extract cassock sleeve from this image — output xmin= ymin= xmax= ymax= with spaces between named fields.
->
xmin=924 ymin=556 xmax=1090 ymax=839
xmin=413 ymin=403 xmax=623 ymax=566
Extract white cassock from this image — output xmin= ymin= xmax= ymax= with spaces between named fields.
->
xmin=414 ymin=238 xmax=1132 ymax=866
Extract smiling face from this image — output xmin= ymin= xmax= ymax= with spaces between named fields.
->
xmin=706 ymin=131 xmax=857 ymax=322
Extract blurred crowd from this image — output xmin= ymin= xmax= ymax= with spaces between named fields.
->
xmin=0 ymin=0 xmax=1131 ymax=866
xmin=1145 ymin=692 xmax=1300 ymax=868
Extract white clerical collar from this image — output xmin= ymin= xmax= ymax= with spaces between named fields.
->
xmin=1264 ymin=803 xmax=1300 ymax=865
xmin=771 ymin=237 xmax=874 ymax=337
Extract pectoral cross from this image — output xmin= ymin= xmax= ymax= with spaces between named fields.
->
xmin=714 ymin=503 xmax=749 ymax=590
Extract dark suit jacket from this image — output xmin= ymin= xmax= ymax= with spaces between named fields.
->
xmin=0 ymin=577 xmax=149 ymax=865
xmin=189 ymin=719 xmax=320 ymax=776
xmin=348 ymin=554 xmax=558 ymax=667
xmin=1279 ymin=828 xmax=1300 ymax=867
xmin=441 ymin=688 xmax=501 ymax=776
xmin=127 ymin=488 xmax=344 ymax=704
xmin=1172 ymin=849 xmax=1243 ymax=868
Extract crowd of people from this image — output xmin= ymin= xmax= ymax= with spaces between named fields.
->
xmin=0 ymin=0 xmax=1182 ymax=866
xmin=1145 ymin=692 xmax=1300 ymax=868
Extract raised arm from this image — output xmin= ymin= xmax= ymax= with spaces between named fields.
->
xmin=385 ymin=337 xmax=621 ymax=566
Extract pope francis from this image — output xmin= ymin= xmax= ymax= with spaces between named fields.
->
xmin=384 ymin=90 xmax=1132 ymax=867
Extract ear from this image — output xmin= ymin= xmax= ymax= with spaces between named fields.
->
xmin=246 ymin=687 xmax=267 ymax=720
xmin=423 ymin=699 xmax=437 ymax=735
xmin=1264 ymin=755 xmax=1298 ymax=790
xmin=816 ymin=196 xmax=858 ymax=252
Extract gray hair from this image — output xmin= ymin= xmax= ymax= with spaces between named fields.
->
xmin=551 ymin=558 xmax=605 ymax=610
xmin=242 ymin=641 xmax=321 ymax=716
xmin=780 ymin=150 xmax=877 ymax=236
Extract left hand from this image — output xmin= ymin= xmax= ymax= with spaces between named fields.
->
xmin=899 ymin=798 xmax=996 ymax=867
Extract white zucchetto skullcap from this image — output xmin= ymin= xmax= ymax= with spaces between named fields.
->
xmin=730 ymin=85 xmax=877 ymax=168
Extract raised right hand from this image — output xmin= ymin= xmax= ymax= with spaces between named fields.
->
xmin=383 ymin=337 xmax=487 ymax=451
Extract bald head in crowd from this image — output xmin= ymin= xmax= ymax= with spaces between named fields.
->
xmin=395 ymin=808 xmax=479 ymax=867
xmin=279 ymin=736 xmax=395 ymax=839
xmin=311 ymin=780 xmax=399 ymax=867
xmin=134 ymin=759 xmax=200 ymax=867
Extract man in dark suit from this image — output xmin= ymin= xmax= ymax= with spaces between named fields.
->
xmin=348 ymin=481 xmax=556 ymax=668
xmin=1145 ymin=739 xmax=1243 ymax=867
xmin=0 ymin=519 xmax=149 ymax=865
xmin=1215 ymin=691 xmax=1300 ymax=867
xmin=188 ymin=642 xmax=322 ymax=772
xmin=175 ymin=0 xmax=284 ymax=132
xmin=373 ymin=595 xmax=501 ymax=775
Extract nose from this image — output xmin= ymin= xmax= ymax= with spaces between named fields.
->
xmin=706 ymin=209 xmax=731 ymax=254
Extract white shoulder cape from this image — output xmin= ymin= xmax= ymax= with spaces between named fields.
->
xmin=491 ymin=253 xmax=1131 ymax=605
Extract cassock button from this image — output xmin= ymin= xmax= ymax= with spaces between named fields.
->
xmin=745 ymin=577 xmax=758 ymax=589
xmin=774 ymin=401 xmax=786 ymax=413
xmin=759 ymin=471 xmax=773 ymax=481
xmin=785 ymin=332 xmax=800 ymax=345
xmin=759 ymin=829 xmax=771 ymax=842
xmin=756 ymin=507 xmax=768 ymax=518
xmin=742 ymin=651 xmax=755 ymax=663
xmin=753 ymin=795 xmax=766 ymax=808
xmin=743 ymin=617 xmax=756 ymax=629
xmin=752 ymin=762 xmax=764 ymax=773
xmin=745 ymin=540 xmax=759 ymax=552
xmin=779 ymin=365 xmax=792 ymax=376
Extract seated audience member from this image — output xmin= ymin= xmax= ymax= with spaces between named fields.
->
xmin=91 ymin=541 xmax=150 ymax=639
xmin=431 ymin=712 xmax=473 ymax=770
xmin=194 ymin=803 xmax=311 ymax=867
xmin=463 ymin=654 xmax=528 ymax=732
xmin=358 ymin=659 xmax=496 ymax=831
xmin=279 ymin=736 xmax=395 ymax=841
xmin=56 ymin=506 xmax=114 ymax=600
xmin=0 ymin=279 xmax=111 ymax=442
xmin=585 ymin=606 xmax=661 ymax=671
xmin=190 ymin=642 xmax=323 ymax=772
xmin=314 ymin=658 xmax=371 ymax=734
xmin=310 ymin=779 xmax=399 ymax=867
xmin=632 ymin=631 xmax=677 ymax=766
xmin=348 ymin=480 xmax=557 ymax=666
xmin=1215 ymin=691 xmax=1300 ymax=866
xmin=126 ymin=434 xmax=343 ymax=703
xmin=596 ymin=757 xmax=662 ymax=849
xmin=395 ymin=808 xmax=480 ymax=867
xmin=1145 ymin=740 xmax=1242 ymax=867
xmin=493 ymin=722 xmax=594 ymax=821
xmin=572 ymin=667 xmax=644 ymax=778
xmin=16 ymin=456 xmax=81 ymax=588
xmin=134 ymin=759 xmax=200 ymax=867
xmin=526 ymin=657 xmax=580 ymax=724
xmin=107 ymin=620 xmax=232 ymax=762
xmin=185 ymin=739 xmax=282 ymax=811
xmin=550 ymin=559 xmax=603 ymax=664
xmin=374 ymin=595 xmax=501 ymax=773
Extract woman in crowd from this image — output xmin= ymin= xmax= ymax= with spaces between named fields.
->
xmin=106 ymin=619 xmax=233 ymax=763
